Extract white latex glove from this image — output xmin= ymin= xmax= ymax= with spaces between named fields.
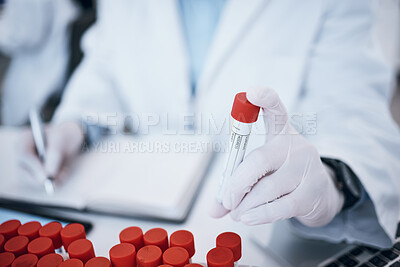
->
xmin=17 ymin=121 xmax=84 ymax=185
xmin=211 ymin=87 xmax=344 ymax=227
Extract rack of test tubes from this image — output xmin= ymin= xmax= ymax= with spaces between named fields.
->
xmin=0 ymin=219 xmax=242 ymax=267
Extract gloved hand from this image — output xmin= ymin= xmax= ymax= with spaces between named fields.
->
xmin=211 ymin=87 xmax=344 ymax=227
xmin=17 ymin=121 xmax=85 ymax=185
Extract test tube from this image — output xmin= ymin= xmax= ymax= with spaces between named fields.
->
xmin=18 ymin=221 xmax=42 ymax=241
xmin=170 ymin=230 xmax=195 ymax=262
xmin=217 ymin=92 xmax=260 ymax=204
xmin=162 ymin=247 xmax=190 ymax=267
xmin=0 ymin=220 xmax=21 ymax=240
xmin=143 ymin=228 xmax=169 ymax=252
xmin=109 ymin=242 xmax=136 ymax=267
xmin=136 ymin=245 xmax=162 ymax=267
xmin=39 ymin=221 xmax=64 ymax=255
xmin=206 ymin=247 xmax=234 ymax=267
xmin=67 ymin=239 xmax=95 ymax=263
xmin=4 ymin=235 xmax=29 ymax=257
xmin=11 ymin=254 xmax=38 ymax=267
xmin=27 ymin=236 xmax=55 ymax=258
xmin=0 ymin=252 xmax=15 ymax=267
xmin=60 ymin=223 xmax=86 ymax=250
xmin=0 ymin=234 xmax=4 ymax=252
xmin=119 ymin=226 xmax=144 ymax=250
xmin=37 ymin=253 xmax=64 ymax=267
xmin=184 ymin=264 xmax=203 ymax=266
xmin=84 ymin=256 xmax=111 ymax=267
xmin=216 ymin=232 xmax=241 ymax=267
xmin=59 ymin=258 xmax=84 ymax=267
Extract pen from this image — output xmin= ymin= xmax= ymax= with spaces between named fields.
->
xmin=29 ymin=109 xmax=55 ymax=195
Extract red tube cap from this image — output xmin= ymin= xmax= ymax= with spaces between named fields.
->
xmin=119 ymin=226 xmax=144 ymax=250
xmin=39 ymin=222 xmax=62 ymax=249
xmin=0 ymin=220 xmax=21 ymax=240
xmin=184 ymin=264 xmax=203 ymax=267
xmin=18 ymin=221 xmax=42 ymax=241
xmin=11 ymin=254 xmax=38 ymax=267
xmin=207 ymin=247 xmax=234 ymax=267
xmin=109 ymin=243 xmax=136 ymax=267
xmin=60 ymin=223 xmax=86 ymax=250
xmin=158 ymin=265 xmax=173 ymax=267
xmin=27 ymin=237 xmax=54 ymax=258
xmin=68 ymin=239 xmax=95 ymax=263
xmin=84 ymin=256 xmax=111 ymax=267
xmin=163 ymin=247 xmax=189 ymax=267
xmin=59 ymin=259 xmax=84 ymax=267
xmin=137 ymin=245 xmax=162 ymax=267
xmin=216 ymin=232 xmax=241 ymax=262
xmin=170 ymin=230 xmax=195 ymax=258
xmin=231 ymin=92 xmax=260 ymax=123
xmin=143 ymin=228 xmax=168 ymax=252
xmin=37 ymin=253 xmax=64 ymax=267
xmin=4 ymin=236 xmax=29 ymax=257
xmin=0 ymin=252 xmax=15 ymax=267
xmin=0 ymin=234 xmax=4 ymax=252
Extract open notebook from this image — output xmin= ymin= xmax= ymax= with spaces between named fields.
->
xmin=0 ymin=127 xmax=213 ymax=222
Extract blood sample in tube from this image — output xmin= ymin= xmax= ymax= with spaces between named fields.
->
xmin=207 ymin=247 xmax=234 ymax=267
xmin=109 ymin=242 xmax=136 ymax=267
xmin=18 ymin=221 xmax=41 ymax=241
xmin=144 ymin=228 xmax=168 ymax=252
xmin=59 ymin=258 xmax=84 ymax=267
xmin=84 ymin=256 xmax=111 ymax=267
xmin=68 ymin=239 xmax=95 ymax=263
xmin=216 ymin=232 xmax=241 ymax=263
xmin=0 ymin=252 xmax=15 ymax=267
xmin=119 ymin=226 xmax=144 ymax=250
xmin=136 ymin=245 xmax=162 ymax=267
xmin=170 ymin=230 xmax=195 ymax=259
xmin=0 ymin=220 xmax=21 ymax=240
xmin=39 ymin=222 xmax=62 ymax=249
xmin=11 ymin=254 xmax=38 ymax=267
xmin=27 ymin=237 xmax=54 ymax=258
xmin=60 ymin=223 xmax=86 ymax=250
xmin=163 ymin=247 xmax=189 ymax=267
xmin=4 ymin=236 xmax=29 ymax=257
xmin=0 ymin=234 xmax=4 ymax=252
xmin=37 ymin=253 xmax=64 ymax=267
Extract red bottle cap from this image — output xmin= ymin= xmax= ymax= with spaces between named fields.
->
xmin=158 ymin=265 xmax=173 ymax=267
xmin=68 ymin=239 xmax=95 ymax=263
xmin=27 ymin=237 xmax=54 ymax=258
xmin=109 ymin=243 xmax=136 ymax=267
xmin=0 ymin=234 xmax=4 ymax=252
xmin=0 ymin=220 xmax=21 ymax=240
xmin=59 ymin=259 xmax=84 ymax=267
xmin=170 ymin=230 xmax=195 ymax=258
xmin=119 ymin=226 xmax=144 ymax=250
xmin=11 ymin=254 xmax=38 ymax=267
xmin=18 ymin=221 xmax=42 ymax=241
xmin=137 ymin=245 xmax=162 ymax=267
xmin=39 ymin=222 xmax=62 ymax=249
xmin=4 ymin=236 xmax=29 ymax=257
xmin=162 ymin=247 xmax=189 ymax=267
xmin=60 ymin=223 xmax=86 ymax=250
xmin=143 ymin=228 xmax=168 ymax=252
xmin=184 ymin=264 xmax=203 ymax=267
xmin=37 ymin=253 xmax=64 ymax=267
xmin=231 ymin=92 xmax=260 ymax=123
xmin=84 ymin=257 xmax=111 ymax=267
xmin=216 ymin=232 xmax=241 ymax=262
xmin=207 ymin=247 xmax=234 ymax=267
xmin=0 ymin=252 xmax=15 ymax=267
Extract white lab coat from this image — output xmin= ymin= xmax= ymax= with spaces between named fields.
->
xmin=54 ymin=0 xmax=400 ymax=248
xmin=0 ymin=0 xmax=78 ymax=125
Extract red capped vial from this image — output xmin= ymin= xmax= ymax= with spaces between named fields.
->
xmin=59 ymin=258 xmax=84 ymax=267
xmin=0 ymin=252 xmax=15 ymax=267
xmin=184 ymin=264 xmax=203 ymax=267
xmin=68 ymin=239 xmax=95 ymax=263
xmin=144 ymin=228 xmax=168 ymax=252
xmin=39 ymin=221 xmax=63 ymax=249
xmin=207 ymin=247 xmax=234 ymax=267
xmin=27 ymin=236 xmax=54 ymax=258
xmin=0 ymin=234 xmax=4 ymax=252
xmin=37 ymin=253 xmax=64 ymax=267
xmin=18 ymin=221 xmax=41 ymax=241
xmin=163 ymin=247 xmax=189 ymax=267
xmin=85 ymin=256 xmax=111 ymax=267
xmin=158 ymin=265 xmax=174 ymax=267
xmin=119 ymin=226 xmax=144 ymax=250
xmin=0 ymin=220 xmax=21 ymax=240
xmin=60 ymin=223 xmax=86 ymax=250
xmin=170 ymin=230 xmax=195 ymax=259
xmin=11 ymin=254 xmax=38 ymax=267
xmin=109 ymin=242 xmax=136 ymax=267
xmin=216 ymin=232 xmax=241 ymax=264
xmin=4 ymin=235 xmax=29 ymax=257
xmin=136 ymin=245 xmax=162 ymax=267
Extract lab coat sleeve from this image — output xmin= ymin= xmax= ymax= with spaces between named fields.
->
xmin=53 ymin=0 xmax=124 ymax=131
xmin=290 ymin=0 xmax=400 ymax=248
